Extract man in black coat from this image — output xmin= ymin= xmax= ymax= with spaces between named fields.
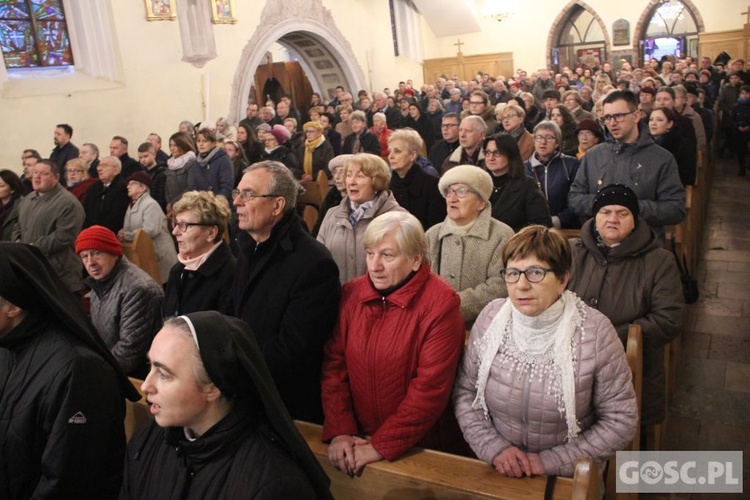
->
xmin=83 ymin=156 xmax=130 ymax=233
xmin=50 ymin=123 xmax=79 ymax=185
xmin=109 ymin=136 xmax=143 ymax=179
xmin=233 ymin=162 xmax=340 ymax=424
xmin=342 ymin=111 xmax=381 ymax=155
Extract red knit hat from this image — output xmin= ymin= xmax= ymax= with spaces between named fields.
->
xmin=75 ymin=225 xmax=123 ymax=256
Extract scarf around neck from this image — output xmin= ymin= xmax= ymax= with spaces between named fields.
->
xmin=167 ymin=151 xmax=196 ymax=171
xmin=348 ymin=198 xmax=376 ymax=227
xmin=303 ymin=135 xmax=324 ymax=177
xmin=471 ymin=290 xmax=586 ymax=440
xmin=197 ymin=146 xmax=220 ymax=167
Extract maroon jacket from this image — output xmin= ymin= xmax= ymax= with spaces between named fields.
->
xmin=321 ymin=265 xmax=465 ymax=460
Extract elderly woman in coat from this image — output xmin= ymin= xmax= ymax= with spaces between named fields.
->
xmin=387 ymin=128 xmax=446 ymax=230
xmin=118 ymin=171 xmax=177 ymax=284
xmin=322 ymin=212 xmax=466 ymax=476
xmin=163 ymin=190 xmax=235 ymax=317
xmin=567 ymin=184 xmax=683 ymax=432
xmin=317 ymin=153 xmax=406 ymax=284
xmin=454 ymin=225 xmax=638 ymax=477
xmin=426 ymin=165 xmax=514 ymax=325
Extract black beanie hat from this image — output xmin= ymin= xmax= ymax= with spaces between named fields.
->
xmin=592 ymin=183 xmax=639 ymax=219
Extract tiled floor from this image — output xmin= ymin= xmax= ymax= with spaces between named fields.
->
xmin=649 ymin=157 xmax=750 ymax=499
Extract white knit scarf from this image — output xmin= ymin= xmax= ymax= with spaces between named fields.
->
xmin=167 ymin=151 xmax=196 ymax=171
xmin=471 ymin=290 xmax=586 ymax=441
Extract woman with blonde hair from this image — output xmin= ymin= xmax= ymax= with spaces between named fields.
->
xmin=317 ymin=153 xmax=406 ymax=284
xmin=163 ymin=190 xmax=235 ymax=316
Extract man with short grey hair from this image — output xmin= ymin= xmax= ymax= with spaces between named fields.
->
xmin=79 ymin=142 xmax=100 ymax=178
xmin=441 ymin=115 xmax=487 ymax=173
xmin=83 ymin=155 xmax=129 ymax=232
xmin=233 ymin=161 xmax=340 ymax=423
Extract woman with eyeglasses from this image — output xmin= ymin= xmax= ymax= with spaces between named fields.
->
xmin=163 ymin=190 xmax=235 ymax=316
xmin=454 ymin=225 xmax=638 ymax=478
xmin=567 ymin=185 xmax=683 ymax=443
xmin=316 ymin=153 xmax=406 ymax=284
xmin=525 ymin=121 xmax=581 ymax=229
xmin=498 ymin=102 xmax=534 ymax=161
xmin=64 ymin=157 xmax=97 ymax=206
xmin=425 ymin=165 xmax=514 ymax=326
xmin=483 ymin=134 xmax=551 ymax=232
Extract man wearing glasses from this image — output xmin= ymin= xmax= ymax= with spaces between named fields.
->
xmin=233 ymin=161 xmax=340 ymax=424
xmin=568 ymin=90 xmax=685 ymax=240
xmin=440 ymin=115 xmax=488 ymax=174
xmin=428 ymin=112 xmax=461 ymax=170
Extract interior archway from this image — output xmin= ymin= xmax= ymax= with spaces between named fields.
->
xmin=228 ymin=1 xmax=366 ymax=124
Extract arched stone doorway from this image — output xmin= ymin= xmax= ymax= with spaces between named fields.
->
xmin=228 ymin=0 xmax=367 ymax=124
xmin=547 ymin=1 xmax=612 ymax=72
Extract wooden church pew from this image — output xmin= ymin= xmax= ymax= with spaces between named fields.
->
xmin=296 ymin=421 xmax=599 ymax=500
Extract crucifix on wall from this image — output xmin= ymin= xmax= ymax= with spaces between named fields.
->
xmin=742 ymin=7 xmax=750 ymax=25
xmin=454 ymin=38 xmax=464 ymax=56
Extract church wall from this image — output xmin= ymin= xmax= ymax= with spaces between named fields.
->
xmin=0 ymin=0 xmax=744 ymax=172
xmin=420 ymin=0 xmax=745 ymax=77
xmin=0 ymin=0 xmax=415 ymax=173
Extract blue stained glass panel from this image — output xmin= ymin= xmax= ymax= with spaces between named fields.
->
xmin=0 ymin=2 xmax=31 ymax=19
xmin=0 ymin=20 xmax=39 ymax=67
xmin=31 ymin=0 xmax=64 ymax=21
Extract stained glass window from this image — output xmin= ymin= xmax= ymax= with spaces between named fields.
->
xmin=0 ymin=0 xmax=73 ymax=68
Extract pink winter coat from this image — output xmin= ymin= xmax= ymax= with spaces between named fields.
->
xmin=321 ymin=265 xmax=466 ymax=461
xmin=454 ymin=298 xmax=638 ymax=477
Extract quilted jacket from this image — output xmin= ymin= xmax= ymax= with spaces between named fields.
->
xmin=85 ymin=256 xmax=164 ymax=375
xmin=321 ymin=265 xmax=465 ymax=461
xmin=454 ymin=298 xmax=638 ymax=477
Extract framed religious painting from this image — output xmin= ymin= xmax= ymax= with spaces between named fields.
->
xmin=145 ymin=0 xmax=176 ymax=21
xmin=210 ymin=0 xmax=237 ymax=24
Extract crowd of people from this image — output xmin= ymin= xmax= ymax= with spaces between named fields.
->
xmin=3 ymin=50 xmax=741 ymax=496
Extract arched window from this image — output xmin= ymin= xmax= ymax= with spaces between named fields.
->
xmin=0 ymin=0 xmax=73 ymax=69
xmin=641 ymin=0 xmax=699 ymax=65
xmin=553 ymin=5 xmax=606 ymax=73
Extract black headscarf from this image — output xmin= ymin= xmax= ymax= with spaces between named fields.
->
xmin=0 ymin=242 xmax=140 ymax=401
xmin=180 ymin=311 xmax=332 ymax=499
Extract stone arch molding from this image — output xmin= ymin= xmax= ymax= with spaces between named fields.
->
xmin=228 ymin=0 xmax=367 ymax=123
xmin=546 ymin=1 xmax=613 ymax=70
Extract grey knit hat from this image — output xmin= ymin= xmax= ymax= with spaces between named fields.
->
xmin=438 ymin=164 xmax=493 ymax=201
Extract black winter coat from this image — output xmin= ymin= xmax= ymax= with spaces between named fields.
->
xmin=163 ymin=242 xmax=236 ymax=317
xmin=121 ymin=408 xmax=316 ymax=499
xmin=234 ymin=212 xmax=340 ymax=423
xmin=390 ymin=165 xmax=446 ymax=230
xmin=653 ymin=130 xmax=697 ymax=186
xmin=0 ymin=317 xmax=125 ymax=499
xmin=260 ymin=146 xmax=301 ymax=178
xmin=83 ymin=174 xmax=130 ymax=232
xmin=488 ymin=174 xmax=552 ymax=232
xmin=342 ymin=130 xmax=381 ymax=155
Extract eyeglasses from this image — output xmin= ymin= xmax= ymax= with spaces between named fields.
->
xmin=444 ymin=186 xmax=474 ymax=198
xmin=171 ymin=219 xmax=214 ymax=232
xmin=601 ymin=111 xmax=634 ymax=123
xmin=500 ymin=266 xmax=554 ymax=283
xmin=441 ymin=123 xmax=459 ymax=128
xmin=469 ymin=101 xmax=485 ymax=105
xmin=483 ymin=149 xmax=504 ymax=158
xmin=231 ymin=189 xmax=279 ymax=202
xmin=501 ymin=114 xmax=520 ymax=120
xmin=533 ymin=135 xmax=556 ymax=143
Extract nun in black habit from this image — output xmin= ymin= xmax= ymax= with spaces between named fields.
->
xmin=0 ymin=242 xmax=140 ymax=499
xmin=120 ymin=311 xmax=332 ymax=499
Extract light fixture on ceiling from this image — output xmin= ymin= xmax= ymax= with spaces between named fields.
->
xmin=481 ymin=0 xmax=514 ymax=22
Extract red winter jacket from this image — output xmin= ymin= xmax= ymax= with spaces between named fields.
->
xmin=321 ymin=264 xmax=465 ymax=461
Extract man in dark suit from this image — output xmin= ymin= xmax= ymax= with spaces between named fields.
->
xmin=50 ymin=123 xmax=79 ymax=185
xmin=233 ymin=161 xmax=340 ymax=424
xmin=109 ymin=136 xmax=143 ymax=179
